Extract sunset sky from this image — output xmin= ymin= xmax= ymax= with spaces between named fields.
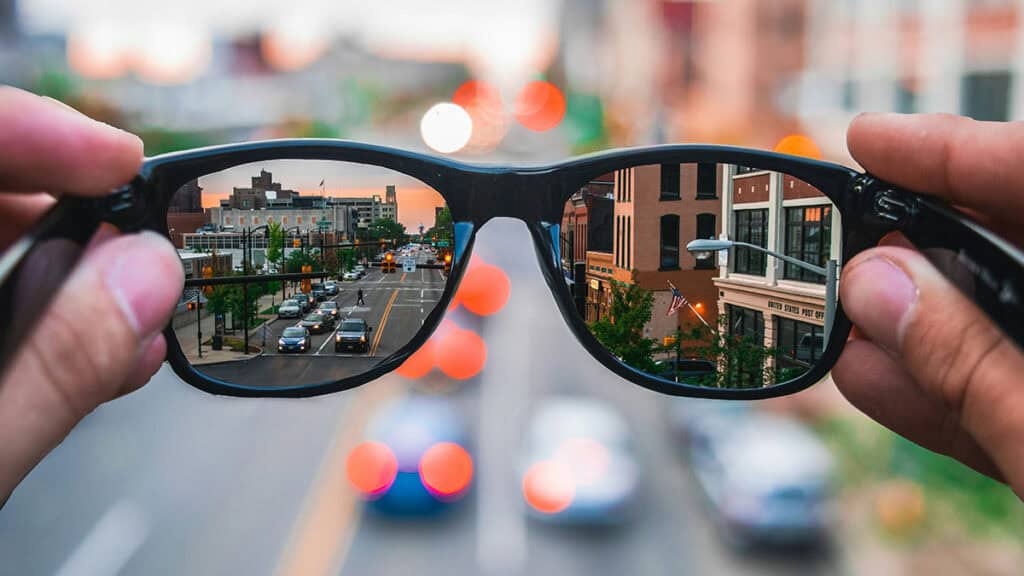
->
xmin=195 ymin=159 xmax=446 ymax=230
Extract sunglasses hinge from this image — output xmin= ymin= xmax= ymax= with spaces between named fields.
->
xmin=100 ymin=176 xmax=149 ymax=232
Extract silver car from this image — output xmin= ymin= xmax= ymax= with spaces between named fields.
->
xmin=277 ymin=299 xmax=301 ymax=319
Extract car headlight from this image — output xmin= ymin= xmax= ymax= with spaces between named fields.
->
xmin=335 ymin=335 xmax=341 ymax=342
xmin=360 ymin=335 xmax=366 ymax=343
xmin=278 ymin=339 xmax=285 ymax=345
xmin=313 ymin=325 xmax=320 ymax=330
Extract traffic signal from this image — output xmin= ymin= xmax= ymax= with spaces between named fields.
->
xmin=201 ymin=265 xmax=214 ymax=296
xmin=383 ymin=252 xmax=395 ymax=273
xmin=301 ymin=264 xmax=312 ymax=293
xmin=443 ymin=252 xmax=452 ymax=274
xmin=187 ymin=301 xmax=197 ymax=311
xmin=293 ymin=238 xmax=302 ymax=248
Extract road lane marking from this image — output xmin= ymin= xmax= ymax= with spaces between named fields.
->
xmin=273 ymin=380 xmax=405 ymax=576
xmin=369 ymin=289 xmax=398 ymax=357
xmin=56 ymin=499 xmax=148 ymax=576
xmin=399 ymin=272 xmax=407 ymax=282
xmin=315 ymin=332 xmax=334 ymax=355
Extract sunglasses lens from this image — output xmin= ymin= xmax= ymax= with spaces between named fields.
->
xmin=561 ymin=162 xmax=841 ymax=391
xmin=166 ymin=159 xmax=453 ymax=391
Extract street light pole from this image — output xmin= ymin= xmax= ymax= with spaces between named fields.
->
xmin=686 ymin=238 xmax=838 ymax=337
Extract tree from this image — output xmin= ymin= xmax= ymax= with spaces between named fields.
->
xmin=589 ymin=279 xmax=660 ymax=373
xmin=675 ymin=316 xmax=788 ymax=389
xmin=265 ymin=222 xmax=284 ymax=272
xmin=368 ymin=217 xmax=406 ymax=241
xmin=425 ymin=206 xmax=453 ymax=242
xmin=286 ymin=249 xmax=320 ymax=273
xmin=335 ymin=248 xmax=357 ymax=273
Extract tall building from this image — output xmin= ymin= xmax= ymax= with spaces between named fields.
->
xmin=221 ymin=170 xmax=298 ymax=210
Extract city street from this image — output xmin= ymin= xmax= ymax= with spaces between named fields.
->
xmin=197 ymin=255 xmax=446 ymax=389
xmin=0 ymin=221 xmax=837 ymax=575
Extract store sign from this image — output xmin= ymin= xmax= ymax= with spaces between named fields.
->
xmin=589 ymin=279 xmax=600 ymax=290
xmin=767 ymin=300 xmax=825 ymax=321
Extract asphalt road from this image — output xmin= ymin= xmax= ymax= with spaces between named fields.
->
xmin=201 ymin=253 xmax=446 ymax=388
xmin=0 ymin=222 xmax=840 ymax=576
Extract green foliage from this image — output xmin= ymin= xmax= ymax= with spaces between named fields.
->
xmin=336 ymin=248 xmax=357 ymax=273
xmin=205 ymin=286 xmax=231 ymax=316
xmin=675 ymin=316 xmax=783 ymax=389
xmin=368 ymin=218 xmax=406 ymax=241
xmin=265 ymin=222 xmax=285 ymax=269
xmin=425 ymin=206 xmax=453 ymax=242
xmin=285 ymin=249 xmax=320 ymax=273
xmin=589 ymin=280 xmax=660 ymax=373
xmin=136 ymin=128 xmax=212 ymax=156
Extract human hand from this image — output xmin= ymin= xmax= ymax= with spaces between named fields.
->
xmin=835 ymin=112 xmax=1024 ymax=499
xmin=0 ymin=87 xmax=183 ymax=502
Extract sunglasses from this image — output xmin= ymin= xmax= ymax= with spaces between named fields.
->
xmin=2 ymin=140 xmax=1022 ymax=399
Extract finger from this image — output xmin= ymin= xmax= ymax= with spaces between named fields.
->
xmin=0 ymin=230 xmax=182 ymax=499
xmin=833 ymin=338 xmax=1003 ymax=481
xmin=848 ymin=113 xmax=1024 ymax=219
xmin=840 ymin=245 xmax=1024 ymax=496
xmin=0 ymin=193 xmax=55 ymax=250
xmin=0 ymin=86 xmax=142 ymax=195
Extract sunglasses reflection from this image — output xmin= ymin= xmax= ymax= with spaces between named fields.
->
xmin=561 ymin=163 xmax=839 ymax=389
xmin=167 ymin=160 xmax=454 ymax=388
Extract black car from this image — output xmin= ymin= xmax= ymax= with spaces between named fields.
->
xmin=311 ymin=283 xmax=326 ymax=302
xmin=655 ymin=358 xmax=717 ymax=385
xmin=300 ymin=312 xmax=335 ymax=334
xmin=296 ymin=293 xmax=313 ymax=313
xmin=334 ymin=318 xmax=372 ymax=353
xmin=278 ymin=326 xmax=311 ymax=353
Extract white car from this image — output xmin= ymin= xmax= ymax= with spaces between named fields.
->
xmin=354 ymin=265 xmax=367 ymax=277
xmin=342 ymin=271 xmax=360 ymax=281
xmin=521 ymin=397 xmax=638 ymax=525
xmin=277 ymin=299 xmax=301 ymax=319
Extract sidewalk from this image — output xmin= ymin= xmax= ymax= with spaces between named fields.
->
xmin=175 ymin=289 xmax=286 ymax=364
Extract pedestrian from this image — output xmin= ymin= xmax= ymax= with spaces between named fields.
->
xmin=357 ymin=288 xmax=365 ymax=306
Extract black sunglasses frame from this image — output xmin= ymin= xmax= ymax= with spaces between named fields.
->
xmin=3 ymin=139 xmax=1023 ymax=400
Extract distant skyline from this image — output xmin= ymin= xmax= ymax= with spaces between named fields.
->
xmin=195 ymin=159 xmax=445 ymax=230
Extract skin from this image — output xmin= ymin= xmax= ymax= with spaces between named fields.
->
xmin=836 ymin=112 xmax=1024 ymax=499
xmin=0 ymin=87 xmax=183 ymax=502
xmin=0 ymin=88 xmax=1020 ymax=503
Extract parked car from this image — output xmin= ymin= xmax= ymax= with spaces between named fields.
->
xmin=653 ymin=358 xmax=717 ymax=385
xmin=521 ymin=396 xmax=638 ymax=525
xmin=323 ymin=281 xmax=339 ymax=296
xmin=352 ymin=395 xmax=472 ymax=516
xmin=277 ymin=326 xmax=311 ymax=353
xmin=342 ymin=271 xmax=360 ymax=281
xmin=277 ymin=299 xmax=301 ymax=319
xmin=300 ymin=312 xmax=335 ymax=334
xmin=334 ymin=318 xmax=372 ymax=352
xmin=688 ymin=412 xmax=834 ymax=548
xmin=354 ymin=265 xmax=367 ymax=278
xmin=317 ymin=301 xmax=339 ymax=318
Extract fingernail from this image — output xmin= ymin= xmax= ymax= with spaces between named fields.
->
xmin=106 ymin=231 xmax=181 ymax=336
xmin=843 ymin=256 xmax=918 ymax=352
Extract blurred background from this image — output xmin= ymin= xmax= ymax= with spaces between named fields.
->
xmin=1 ymin=1 xmax=1024 ymax=575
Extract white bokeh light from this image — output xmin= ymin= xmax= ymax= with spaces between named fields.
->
xmin=420 ymin=103 xmax=473 ymax=154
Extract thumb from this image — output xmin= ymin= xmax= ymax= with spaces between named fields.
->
xmin=0 ymin=229 xmax=182 ymax=499
xmin=840 ymin=245 xmax=1024 ymax=492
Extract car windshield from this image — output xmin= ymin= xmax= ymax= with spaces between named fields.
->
xmin=281 ymin=328 xmax=305 ymax=338
xmin=281 ymin=300 xmax=297 ymax=307
xmin=340 ymin=321 xmax=365 ymax=331
xmin=320 ymin=302 xmax=337 ymax=309
xmin=304 ymin=314 xmax=324 ymax=322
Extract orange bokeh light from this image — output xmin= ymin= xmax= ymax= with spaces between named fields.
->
xmin=453 ymin=79 xmax=507 ymax=152
xmin=523 ymin=460 xmax=575 ymax=514
xmin=346 ymin=441 xmax=398 ymax=495
xmin=773 ymin=134 xmax=822 ymax=160
xmin=435 ymin=327 xmax=487 ymax=380
xmin=456 ymin=261 xmax=511 ymax=317
xmin=555 ymin=437 xmax=611 ymax=487
xmin=514 ymin=81 xmax=566 ymax=132
xmin=395 ymin=337 xmax=436 ymax=379
xmin=419 ymin=442 xmax=474 ymax=496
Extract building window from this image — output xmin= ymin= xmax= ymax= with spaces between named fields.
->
xmin=962 ymin=71 xmax=1011 ymax=122
xmin=626 ymin=216 xmax=631 ymax=270
xmin=696 ymin=163 xmax=717 ymax=199
xmin=660 ymin=164 xmax=680 ymax=200
xmin=735 ymin=165 xmax=760 ymax=175
xmin=695 ymin=213 xmax=716 ymax=270
xmin=783 ymin=205 xmax=832 ymax=283
xmin=660 ymin=214 xmax=680 ymax=270
xmin=733 ymin=209 xmax=768 ymax=275
xmin=775 ymin=316 xmax=825 ymax=370
xmin=727 ymin=305 xmax=764 ymax=345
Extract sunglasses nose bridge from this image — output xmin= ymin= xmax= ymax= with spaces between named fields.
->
xmin=467 ymin=170 xmax=563 ymax=226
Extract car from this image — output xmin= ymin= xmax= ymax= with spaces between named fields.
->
xmin=296 ymin=293 xmax=314 ymax=312
xmin=350 ymin=395 xmax=472 ymax=516
xmin=334 ymin=318 xmax=372 ymax=352
xmin=687 ymin=413 xmax=834 ymax=548
xmin=521 ymin=397 xmax=638 ymax=525
xmin=323 ymin=281 xmax=339 ymax=296
xmin=342 ymin=271 xmax=360 ymax=281
xmin=311 ymin=282 xmax=326 ymax=302
xmin=653 ymin=358 xmax=717 ymax=385
xmin=277 ymin=326 xmax=311 ymax=353
xmin=277 ymin=299 xmax=301 ymax=319
xmin=300 ymin=312 xmax=334 ymax=334
xmin=317 ymin=301 xmax=339 ymax=319
xmin=354 ymin=265 xmax=367 ymax=278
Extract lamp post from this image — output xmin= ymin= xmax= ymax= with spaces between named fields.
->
xmin=242 ymin=225 xmax=269 ymax=356
xmin=685 ymin=239 xmax=838 ymax=337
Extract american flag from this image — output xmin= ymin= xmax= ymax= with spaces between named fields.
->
xmin=666 ymin=282 xmax=687 ymax=316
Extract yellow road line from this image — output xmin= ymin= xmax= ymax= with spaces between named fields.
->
xmin=399 ymin=272 xmax=407 ymax=282
xmin=273 ymin=380 xmax=405 ymax=576
xmin=369 ymin=289 xmax=398 ymax=357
